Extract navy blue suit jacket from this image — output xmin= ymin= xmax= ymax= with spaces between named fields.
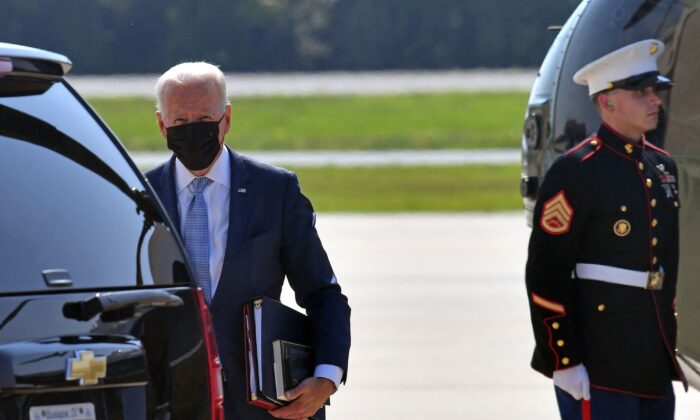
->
xmin=146 ymin=149 xmax=351 ymax=420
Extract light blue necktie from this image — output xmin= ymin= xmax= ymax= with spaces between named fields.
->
xmin=184 ymin=177 xmax=213 ymax=303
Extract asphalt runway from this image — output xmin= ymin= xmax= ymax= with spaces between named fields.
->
xmin=67 ymin=69 xmax=535 ymax=98
xmin=280 ymin=213 xmax=700 ymax=419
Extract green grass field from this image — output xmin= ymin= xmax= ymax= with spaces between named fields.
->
xmin=88 ymin=92 xmax=527 ymax=151
xmin=109 ymin=92 xmax=526 ymax=211
xmin=289 ymin=164 xmax=522 ymax=212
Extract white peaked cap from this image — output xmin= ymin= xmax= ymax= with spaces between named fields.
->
xmin=573 ymin=39 xmax=666 ymax=96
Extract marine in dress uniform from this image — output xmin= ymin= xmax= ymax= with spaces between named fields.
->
xmin=525 ymin=39 xmax=686 ymax=420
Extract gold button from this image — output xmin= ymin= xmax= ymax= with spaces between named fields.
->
xmin=557 ymin=340 xmax=565 ymax=347
xmin=625 ymin=144 xmax=634 ymax=154
xmin=638 ymin=162 xmax=644 ymax=170
xmin=620 ymin=205 xmax=628 ymax=212
xmin=590 ymin=139 xmax=599 ymax=146
xmin=552 ymin=322 xmax=560 ymax=330
xmin=652 ymin=219 xmax=658 ymax=227
xmin=652 ymin=256 xmax=658 ymax=264
xmin=598 ymin=304 xmax=605 ymax=312
xmin=652 ymin=237 xmax=658 ymax=246
xmin=651 ymin=199 xmax=657 ymax=207
xmin=562 ymin=357 xmax=570 ymax=366
xmin=646 ymin=178 xmax=653 ymax=188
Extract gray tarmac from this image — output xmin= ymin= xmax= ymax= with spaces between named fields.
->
xmin=280 ymin=213 xmax=700 ymax=419
xmin=66 ymin=69 xmax=535 ymax=98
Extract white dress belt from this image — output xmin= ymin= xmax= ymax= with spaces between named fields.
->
xmin=575 ymin=263 xmax=664 ymax=290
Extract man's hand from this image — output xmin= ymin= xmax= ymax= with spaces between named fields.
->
xmin=553 ymin=364 xmax=590 ymax=400
xmin=268 ymin=377 xmax=336 ymax=419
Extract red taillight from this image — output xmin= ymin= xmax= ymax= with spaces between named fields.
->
xmin=195 ymin=288 xmax=225 ymax=420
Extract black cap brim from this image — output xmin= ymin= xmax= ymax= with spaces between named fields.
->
xmin=610 ymin=71 xmax=673 ymax=91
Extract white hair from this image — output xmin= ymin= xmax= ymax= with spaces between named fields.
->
xmin=155 ymin=61 xmax=228 ymax=115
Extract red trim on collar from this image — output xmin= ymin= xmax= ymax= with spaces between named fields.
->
xmin=601 ymin=122 xmax=644 ymax=148
xmin=643 ymin=140 xmax=670 ymax=156
xmin=600 ymin=141 xmax=637 ymax=162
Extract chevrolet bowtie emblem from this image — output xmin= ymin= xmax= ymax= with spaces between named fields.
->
xmin=66 ymin=350 xmax=107 ymax=386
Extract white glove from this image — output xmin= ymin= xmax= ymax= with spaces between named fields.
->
xmin=553 ymin=364 xmax=591 ymax=400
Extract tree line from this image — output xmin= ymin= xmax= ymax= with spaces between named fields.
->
xmin=2 ymin=0 xmax=580 ymax=74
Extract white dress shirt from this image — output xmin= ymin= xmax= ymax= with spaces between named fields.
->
xmin=175 ymin=147 xmax=230 ymax=294
xmin=174 ymin=147 xmax=343 ymax=388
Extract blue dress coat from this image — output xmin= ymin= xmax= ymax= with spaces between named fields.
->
xmin=146 ymin=149 xmax=351 ymax=419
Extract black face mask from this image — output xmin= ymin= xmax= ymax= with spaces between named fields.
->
xmin=166 ymin=114 xmax=225 ymax=171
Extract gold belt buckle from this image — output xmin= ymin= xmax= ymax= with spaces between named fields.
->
xmin=647 ymin=271 xmax=665 ymax=290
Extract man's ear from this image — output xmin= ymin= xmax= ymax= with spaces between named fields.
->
xmin=597 ymin=93 xmax=613 ymax=111
xmin=222 ymin=103 xmax=232 ymax=135
xmin=156 ymin=111 xmax=168 ymax=139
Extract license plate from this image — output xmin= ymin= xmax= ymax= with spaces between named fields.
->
xmin=29 ymin=403 xmax=96 ymax=420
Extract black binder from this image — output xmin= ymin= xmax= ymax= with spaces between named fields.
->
xmin=273 ymin=340 xmax=313 ymax=400
xmin=243 ymin=296 xmax=326 ymax=418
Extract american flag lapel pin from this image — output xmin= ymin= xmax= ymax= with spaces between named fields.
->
xmin=237 ymin=188 xmax=247 ymax=193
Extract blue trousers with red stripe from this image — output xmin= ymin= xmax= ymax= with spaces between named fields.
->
xmin=554 ymin=383 xmax=674 ymax=420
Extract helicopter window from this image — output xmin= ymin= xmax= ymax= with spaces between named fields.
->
xmin=553 ymin=0 xmax=686 ymax=151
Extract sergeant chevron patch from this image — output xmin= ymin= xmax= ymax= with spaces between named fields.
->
xmin=540 ymin=190 xmax=573 ymax=235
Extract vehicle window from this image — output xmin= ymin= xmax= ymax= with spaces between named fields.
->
xmin=0 ymin=81 xmax=187 ymax=293
xmin=553 ymin=0 xmax=688 ymax=151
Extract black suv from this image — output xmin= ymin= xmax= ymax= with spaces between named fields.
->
xmin=0 ymin=43 xmax=223 ymax=419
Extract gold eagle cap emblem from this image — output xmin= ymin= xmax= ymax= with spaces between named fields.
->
xmin=66 ymin=350 xmax=107 ymax=386
xmin=650 ymin=42 xmax=659 ymax=55
xmin=614 ymin=219 xmax=631 ymax=237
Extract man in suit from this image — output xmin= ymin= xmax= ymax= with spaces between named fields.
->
xmin=146 ymin=62 xmax=351 ymax=420
xmin=526 ymin=40 xmax=685 ymax=419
